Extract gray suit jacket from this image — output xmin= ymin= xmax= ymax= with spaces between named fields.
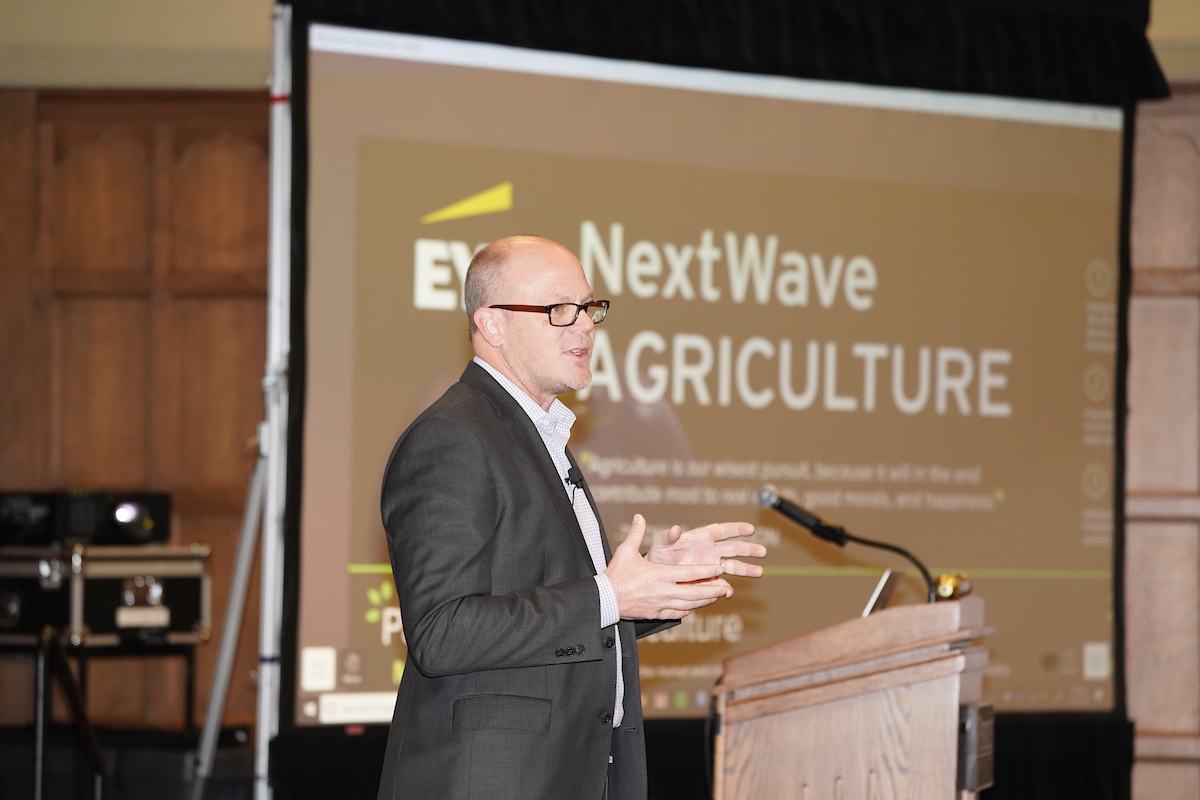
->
xmin=376 ymin=362 xmax=673 ymax=800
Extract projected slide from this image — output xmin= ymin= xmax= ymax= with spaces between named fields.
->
xmin=293 ymin=24 xmax=1123 ymax=725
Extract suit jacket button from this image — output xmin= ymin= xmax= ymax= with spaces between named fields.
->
xmin=576 ymin=644 xmax=586 ymax=654
xmin=604 ymin=637 xmax=615 ymax=649
xmin=601 ymin=713 xmax=613 ymax=725
xmin=565 ymin=646 xmax=577 ymax=656
xmin=555 ymin=648 xmax=565 ymax=658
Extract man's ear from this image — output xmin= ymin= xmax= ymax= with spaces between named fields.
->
xmin=474 ymin=307 xmax=503 ymax=346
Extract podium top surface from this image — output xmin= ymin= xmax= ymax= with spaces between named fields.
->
xmin=718 ymin=596 xmax=987 ymax=691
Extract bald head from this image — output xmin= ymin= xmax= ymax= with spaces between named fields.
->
xmin=464 ymin=235 xmax=577 ymax=340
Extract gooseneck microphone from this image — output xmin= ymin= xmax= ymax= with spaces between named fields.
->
xmin=756 ymin=486 xmax=848 ymax=546
xmin=757 ymin=484 xmax=938 ymax=603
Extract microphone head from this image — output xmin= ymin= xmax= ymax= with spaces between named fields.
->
xmin=757 ymin=485 xmax=780 ymax=509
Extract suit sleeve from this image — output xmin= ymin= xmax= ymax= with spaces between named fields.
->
xmin=381 ymin=412 xmax=603 ymax=678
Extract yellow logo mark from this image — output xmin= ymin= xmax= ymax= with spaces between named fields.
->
xmin=364 ymin=580 xmax=395 ymax=623
xmin=420 ymin=182 xmax=513 ymax=224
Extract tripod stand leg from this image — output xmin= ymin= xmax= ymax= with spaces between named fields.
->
xmin=35 ymin=639 xmax=47 ymax=800
xmin=191 ymin=454 xmax=268 ymax=800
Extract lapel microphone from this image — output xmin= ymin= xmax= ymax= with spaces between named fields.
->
xmin=566 ymin=466 xmax=586 ymax=489
xmin=565 ymin=466 xmax=586 ymax=502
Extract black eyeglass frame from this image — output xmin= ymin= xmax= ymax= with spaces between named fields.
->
xmin=487 ymin=300 xmax=610 ymax=327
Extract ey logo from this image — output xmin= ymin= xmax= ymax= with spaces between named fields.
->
xmin=420 ymin=181 xmax=512 ymax=224
xmin=365 ymin=580 xmax=405 ymax=647
xmin=413 ymin=181 xmax=514 ymax=311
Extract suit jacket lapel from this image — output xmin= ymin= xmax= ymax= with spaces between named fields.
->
xmin=460 ymin=362 xmax=597 ymax=566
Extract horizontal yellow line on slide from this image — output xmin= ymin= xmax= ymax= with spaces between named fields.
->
xmin=351 ymin=563 xmax=1111 ymax=581
xmin=764 ymin=566 xmax=1111 ymax=580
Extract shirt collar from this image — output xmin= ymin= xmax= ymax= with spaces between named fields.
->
xmin=472 ymin=356 xmax=576 ymax=435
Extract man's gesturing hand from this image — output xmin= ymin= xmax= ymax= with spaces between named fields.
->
xmin=605 ymin=515 xmax=734 ymax=620
xmin=647 ymin=521 xmax=766 ymax=577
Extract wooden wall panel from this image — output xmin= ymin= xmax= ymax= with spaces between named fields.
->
xmin=0 ymin=91 xmax=48 ymax=485
xmin=1134 ymin=762 xmax=1200 ymax=800
xmin=174 ymin=298 xmax=265 ymax=491
xmin=1125 ymin=521 xmax=1200 ymax=729
xmin=1130 ymin=100 xmax=1200 ymax=270
xmin=0 ymin=90 xmax=43 ymax=724
xmin=49 ymin=126 xmax=154 ymax=275
xmin=79 ymin=655 xmax=173 ymax=728
xmin=173 ymin=131 xmax=269 ymax=275
xmin=1126 ymin=297 xmax=1200 ymax=492
xmin=1128 ymin=89 xmax=1200 ymax=798
xmin=56 ymin=298 xmax=151 ymax=486
xmin=0 ymin=89 xmax=269 ymax=730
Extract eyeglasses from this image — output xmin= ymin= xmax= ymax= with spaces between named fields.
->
xmin=488 ymin=300 xmax=610 ymax=327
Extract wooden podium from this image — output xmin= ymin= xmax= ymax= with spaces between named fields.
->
xmin=713 ymin=597 xmax=992 ymax=800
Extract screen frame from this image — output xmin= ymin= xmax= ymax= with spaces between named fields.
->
xmin=271 ymin=9 xmax=1134 ymax=734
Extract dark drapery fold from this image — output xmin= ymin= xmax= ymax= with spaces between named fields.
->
xmin=287 ymin=0 xmax=1167 ymax=105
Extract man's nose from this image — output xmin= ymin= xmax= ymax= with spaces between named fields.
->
xmin=572 ymin=308 xmax=596 ymax=331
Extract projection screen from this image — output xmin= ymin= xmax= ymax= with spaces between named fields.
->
xmin=291 ymin=22 xmax=1126 ymax=726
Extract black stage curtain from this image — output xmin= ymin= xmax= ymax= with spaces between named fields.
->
xmin=287 ymin=0 xmax=1167 ymax=105
xmin=276 ymin=2 xmax=1152 ymax=798
xmin=267 ymin=714 xmax=1134 ymax=799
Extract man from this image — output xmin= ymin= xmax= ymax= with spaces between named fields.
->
xmin=377 ymin=235 xmax=765 ymax=800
